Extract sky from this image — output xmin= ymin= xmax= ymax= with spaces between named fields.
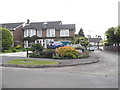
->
xmin=0 ymin=0 xmax=119 ymax=38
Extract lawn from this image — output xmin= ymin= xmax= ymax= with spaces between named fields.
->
xmin=6 ymin=59 xmax=59 ymax=65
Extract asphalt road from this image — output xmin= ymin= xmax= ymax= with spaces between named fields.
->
xmin=1 ymin=50 xmax=118 ymax=88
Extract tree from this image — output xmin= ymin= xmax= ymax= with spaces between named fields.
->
xmin=75 ymin=37 xmax=89 ymax=49
xmin=0 ymin=27 xmax=13 ymax=50
xmin=78 ymin=28 xmax=85 ymax=37
xmin=105 ymin=27 xmax=120 ymax=46
xmin=115 ymin=26 xmax=120 ymax=46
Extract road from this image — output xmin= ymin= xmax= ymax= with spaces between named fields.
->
xmin=1 ymin=50 xmax=118 ymax=88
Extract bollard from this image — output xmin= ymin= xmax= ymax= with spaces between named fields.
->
xmin=27 ymin=50 xmax=28 ymax=57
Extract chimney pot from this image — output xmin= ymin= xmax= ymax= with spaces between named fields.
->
xmin=27 ymin=19 xmax=30 ymax=24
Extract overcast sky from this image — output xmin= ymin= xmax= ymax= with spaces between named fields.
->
xmin=0 ymin=0 xmax=119 ymax=38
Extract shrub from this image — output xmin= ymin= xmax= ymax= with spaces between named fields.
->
xmin=55 ymin=46 xmax=79 ymax=59
xmin=15 ymin=45 xmax=21 ymax=49
xmin=12 ymin=49 xmax=16 ymax=52
xmin=22 ymin=48 xmax=27 ymax=51
xmin=40 ymin=49 xmax=55 ymax=58
xmin=78 ymin=52 xmax=89 ymax=58
xmin=31 ymin=43 xmax=44 ymax=54
xmin=29 ymin=49 xmax=55 ymax=58
xmin=29 ymin=53 xmax=41 ymax=58
xmin=3 ymin=50 xmax=11 ymax=53
xmin=0 ymin=28 xmax=13 ymax=50
xmin=72 ymin=44 xmax=85 ymax=52
xmin=52 ymin=55 xmax=62 ymax=59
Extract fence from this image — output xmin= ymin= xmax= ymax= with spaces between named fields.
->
xmin=104 ymin=46 xmax=120 ymax=52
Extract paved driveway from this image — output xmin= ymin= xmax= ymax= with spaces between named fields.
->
xmin=0 ymin=51 xmax=31 ymax=57
xmin=1 ymin=50 xmax=118 ymax=88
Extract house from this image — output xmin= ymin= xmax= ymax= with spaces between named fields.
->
xmin=88 ymin=38 xmax=102 ymax=49
xmin=23 ymin=20 xmax=75 ymax=48
xmin=0 ymin=22 xmax=25 ymax=46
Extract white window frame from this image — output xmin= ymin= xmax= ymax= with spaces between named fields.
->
xmin=37 ymin=30 xmax=42 ymax=37
xmin=47 ymin=29 xmax=55 ymax=37
xmin=24 ymin=30 xmax=27 ymax=37
xmin=25 ymin=29 xmax=36 ymax=37
xmin=60 ymin=29 xmax=69 ymax=37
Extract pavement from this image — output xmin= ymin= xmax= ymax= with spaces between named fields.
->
xmin=0 ymin=51 xmax=29 ymax=57
xmin=1 ymin=52 xmax=99 ymax=68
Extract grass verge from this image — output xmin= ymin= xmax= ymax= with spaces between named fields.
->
xmin=6 ymin=59 xmax=59 ymax=65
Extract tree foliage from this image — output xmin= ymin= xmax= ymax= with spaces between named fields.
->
xmin=75 ymin=37 xmax=89 ymax=48
xmin=105 ymin=27 xmax=120 ymax=46
xmin=78 ymin=28 xmax=85 ymax=37
xmin=0 ymin=27 xmax=13 ymax=50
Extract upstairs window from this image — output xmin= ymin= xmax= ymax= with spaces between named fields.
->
xmin=37 ymin=30 xmax=42 ymax=37
xmin=24 ymin=29 xmax=36 ymax=37
xmin=24 ymin=30 xmax=27 ymax=37
xmin=60 ymin=29 xmax=69 ymax=37
xmin=47 ymin=29 xmax=55 ymax=37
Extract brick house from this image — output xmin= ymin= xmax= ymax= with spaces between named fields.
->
xmin=0 ymin=22 xmax=25 ymax=46
xmin=23 ymin=20 xmax=75 ymax=48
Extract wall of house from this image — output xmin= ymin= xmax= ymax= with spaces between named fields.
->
xmin=42 ymin=29 xmax=46 ymax=37
xmin=55 ymin=30 xmax=60 ymax=36
xmin=69 ymin=29 xmax=75 ymax=36
xmin=13 ymin=26 xmax=24 ymax=47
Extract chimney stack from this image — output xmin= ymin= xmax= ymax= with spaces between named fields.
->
xmin=26 ymin=19 xmax=30 ymax=24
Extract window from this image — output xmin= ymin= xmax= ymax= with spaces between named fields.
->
xmin=37 ymin=30 xmax=42 ymax=37
xmin=24 ymin=29 xmax=36 ymax=37
xmin=24 ymin=30 xmax=27 ymax=37
xmin=47 ymin=29 xmax=55 ymax=37
xmin=60 ymin=29 xmax=69 ymax=36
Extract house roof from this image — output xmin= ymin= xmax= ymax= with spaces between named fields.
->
xmin=0 ymin=22 xmax=24 ymax=30
xmin=23 ymin=21 xmax=62 ymax=29
xmin=89 ymin=38 xmax=102 ymax=42
xmin=57 ymin=24 xmax=75 ymax=29
xmin=23 ymin=21 xmax=75 ymax=30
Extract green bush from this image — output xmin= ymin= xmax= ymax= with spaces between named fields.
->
xmin=40 ymin=49 xmax=55 ymax=58
xmin=29 ymin=53 xmax=41 ymax=58
xmin=52 ymin=55 xmax=62 ymax=59
xmin=15 ymin=45 xmax=21 ymax=49
xmin=78 ymin=52 xmax=89 ymax=58
xmin=22 ymin=48 xmax=27 ymax=51
xmin=29 ymin=49 xmax=55 ymax=58
xmin=0 ymin=28 xmax=13 ymax=50
xmin=12 ymin=49 xmax=16 ymax=52
xmin=3 ymin=50 xmax=11 ymax=53
xmin=31 ymin=43 xmax=44 ymax=54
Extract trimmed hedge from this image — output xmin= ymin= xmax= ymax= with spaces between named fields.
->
xmin=0 ymin=28 xmax=13 ymax=50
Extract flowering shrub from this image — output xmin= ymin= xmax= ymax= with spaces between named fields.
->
xmin=15 ymin=45 xmax=21 ymax=49
xmin=77 ymin=51 xmax=89 ymax=58
xmin=55 ymin=46 xmax=79 ymax=59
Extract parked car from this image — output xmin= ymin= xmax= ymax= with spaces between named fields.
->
xmin=47 ymin=41 xmax=64 ymax=49
xmin=87 ymin=47 xmax=95 ymax=51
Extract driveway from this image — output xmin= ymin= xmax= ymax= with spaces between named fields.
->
xmin=1 ymin=50 xmax=118 ymax=88
xmin=0 ymin=52 xmax=27 ymax=57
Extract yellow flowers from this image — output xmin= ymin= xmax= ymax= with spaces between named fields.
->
xmin=55 ymin=46 xmax=79 ymax=59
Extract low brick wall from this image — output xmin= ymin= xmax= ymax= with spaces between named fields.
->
xmin=104 ymin=46 xmax=120 ymax=52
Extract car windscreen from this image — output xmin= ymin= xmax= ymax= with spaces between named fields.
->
xmin=54 ymin=42 xmax=62 ymax=45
